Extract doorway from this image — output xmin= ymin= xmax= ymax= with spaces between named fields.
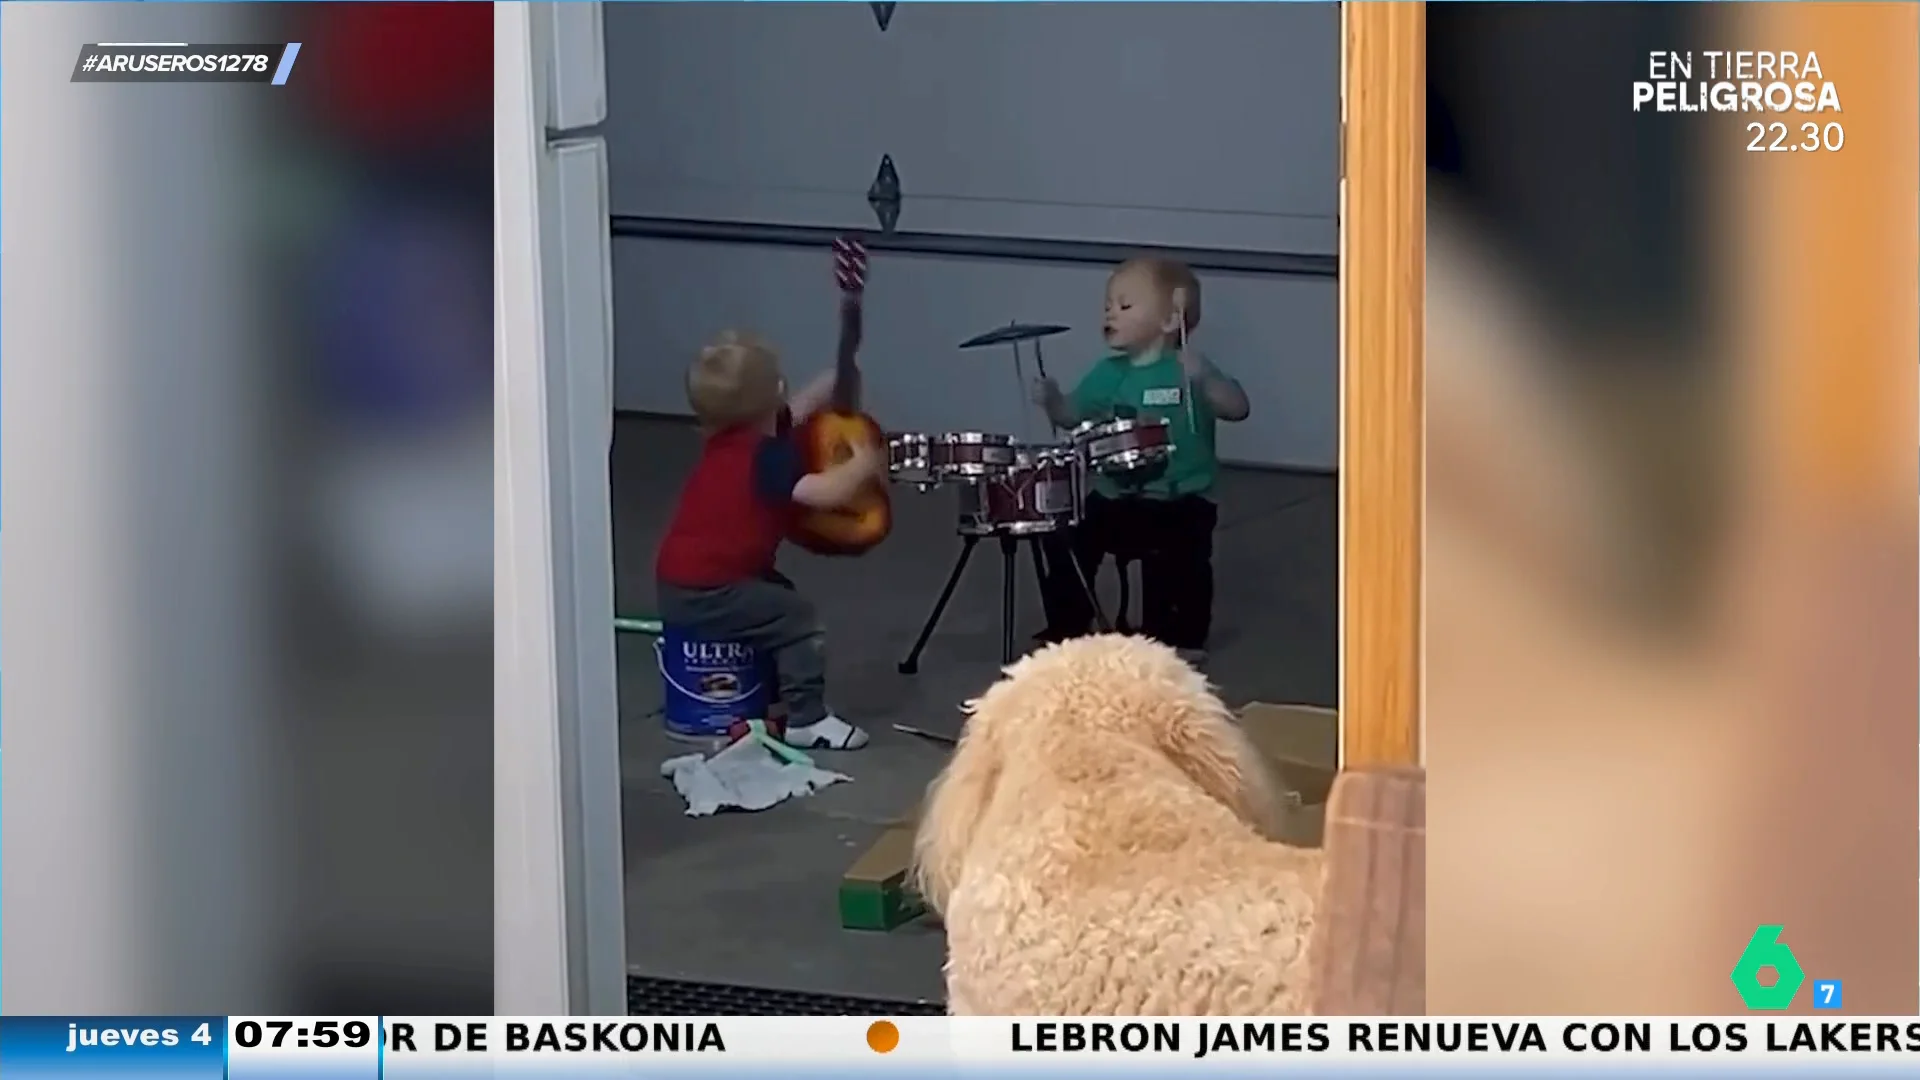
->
xmin=497 ymin=0 xmax=1424 ymax=1014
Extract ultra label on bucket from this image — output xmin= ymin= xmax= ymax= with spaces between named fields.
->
xmin=656 ymin=629 xmax=772 ymax=740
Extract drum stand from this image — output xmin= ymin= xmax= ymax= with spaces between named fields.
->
xmin=897 ymin=529 xmax=1109 ymax=673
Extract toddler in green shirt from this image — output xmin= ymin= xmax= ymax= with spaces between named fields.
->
xmin=1030 ymin=257 xmax=1251 ymax=662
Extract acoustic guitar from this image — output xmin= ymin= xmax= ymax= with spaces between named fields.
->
xmin=787 ymin=238 xmax=893 ymax=556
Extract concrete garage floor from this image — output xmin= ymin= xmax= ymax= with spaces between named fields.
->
xmin=612 ymin=414 xmax=1337 ymax=1004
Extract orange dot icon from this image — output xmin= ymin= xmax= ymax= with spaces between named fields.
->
xmin=866 ymin=1020 xmax=900 ymax=1054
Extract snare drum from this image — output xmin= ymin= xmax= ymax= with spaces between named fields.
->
xmin=1071 ymin=417 xmax=1173 ymax=476
xmin=956 ymin=445 xmax=1081 ymax=536
xmin=887 ymin=432 xmax=934 ymax=486
xmin=929 ymin=431 xmax=1018 ymax=481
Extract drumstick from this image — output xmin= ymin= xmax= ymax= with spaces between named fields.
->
xmin=893 ymin=723 xmax=958 ymax=746
xmin=1009 ymin=337 xmax=1033 ymax=443
xmin=1173 ymin=288 xmax=1197 ymax=435
xmin=1034 ymin=336 xmax=1059 ymax=435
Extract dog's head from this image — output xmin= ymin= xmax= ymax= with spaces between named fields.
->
xmin=910 ymin=634 xmax=1281 ymax=913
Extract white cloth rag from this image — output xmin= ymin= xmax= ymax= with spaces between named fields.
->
xmin=661 ymin=735 xmax=850 ymax=817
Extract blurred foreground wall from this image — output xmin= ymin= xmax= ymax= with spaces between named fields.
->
xmin=2 ymin=2 xmax=494 ymax=1013
xmin=1426 ymin=2 xmax=1917 ymax=1013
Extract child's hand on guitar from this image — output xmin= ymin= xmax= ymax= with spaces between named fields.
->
xmin=790 ymin=368 xmax=840 ymax=420
xmin=846 ymin=438 xmax=885 ymax=481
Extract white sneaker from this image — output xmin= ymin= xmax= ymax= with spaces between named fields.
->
xmin=785 ymin=713 xmax=870 ymax=750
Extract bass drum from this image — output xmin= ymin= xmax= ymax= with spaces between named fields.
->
xmin=955 ymin=446 xmax=1081 ymax=536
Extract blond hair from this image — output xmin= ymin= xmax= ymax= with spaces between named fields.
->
xmin=1116 ymin=256 xmax=1203 ymax=334
xmin=686 ymin=331 xmax=784 ymax=428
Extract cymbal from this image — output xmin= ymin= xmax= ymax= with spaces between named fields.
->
xmin=958 ymin=322 xmax=1071 ymax=349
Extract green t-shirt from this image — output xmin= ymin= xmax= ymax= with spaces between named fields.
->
xmin=1070 ymin=350 xmax=1219 ymax=499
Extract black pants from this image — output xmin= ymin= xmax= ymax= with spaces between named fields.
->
xmin=1039 ymin=493 xmax=1217 ymax=650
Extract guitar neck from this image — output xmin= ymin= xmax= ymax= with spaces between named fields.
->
xmin=829 ymin=237 xmax=868 ymax=415
xmin=832 ymin=293 xmax=863 ymax=412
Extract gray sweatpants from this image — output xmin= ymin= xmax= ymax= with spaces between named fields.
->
xmin=655 ymin=570 xmax=828 ymax=727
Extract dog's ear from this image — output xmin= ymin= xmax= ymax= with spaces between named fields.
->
xmin=911 ymin=713 xmax=1001 ymax=915
xmin=1161 ymin=701 xmax=1285 ymax=835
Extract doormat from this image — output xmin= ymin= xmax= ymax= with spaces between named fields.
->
xmin=628 ymin=975 xmax=945 ymax=1016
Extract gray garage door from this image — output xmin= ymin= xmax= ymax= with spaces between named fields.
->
xmin=604 ymin=3 xmax=1340 ymax=470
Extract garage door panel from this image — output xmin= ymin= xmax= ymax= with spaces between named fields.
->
xmin=604 ymin=4 xmax=888 ymax=221
xmin=612 ymin=241 xmax=1335 ymax=470
xmin=603 ymin=4 xmax=1339 ymax=255
xmin=881 ymin=4 xmax=1339 ymax=243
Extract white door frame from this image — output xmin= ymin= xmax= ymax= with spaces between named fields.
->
xmin=494 ymin=0 xmax=627 ymax=1016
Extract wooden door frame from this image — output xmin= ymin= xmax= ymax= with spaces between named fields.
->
xmin=1339 ymin=2 xmax=1425 ymax=769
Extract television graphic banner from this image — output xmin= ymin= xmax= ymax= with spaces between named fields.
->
xmin=4 ymin=1016 xmax=1920 ymax=1079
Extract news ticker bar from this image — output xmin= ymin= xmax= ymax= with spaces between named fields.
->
xmin=70 ymin=43 xmax=302 ymax=85
xmin=5 ymin=1016 xmax=1920 ymax=1077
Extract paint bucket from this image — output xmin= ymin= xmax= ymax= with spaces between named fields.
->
xmin=655 ymin=628 xmax=774 ymax=742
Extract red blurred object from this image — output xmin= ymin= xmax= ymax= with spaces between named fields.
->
xmin=305 ymin=2 xmax=491 ymax=142
xmin=725 ymin=714 xmax=789 ymax=746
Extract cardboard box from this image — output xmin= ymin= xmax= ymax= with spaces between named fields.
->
xmin=1238 ymin=702 xmax=1340 ymax=848
xmin=838 ymin=824 xmax=928 ymax=932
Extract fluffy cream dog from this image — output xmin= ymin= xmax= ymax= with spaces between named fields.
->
xmin=912 ymin=634 xmax=1325 ymax=1014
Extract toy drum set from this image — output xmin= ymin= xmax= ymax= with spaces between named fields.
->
xmin=885 ymin=417 xmax=1174 ymax=537
xmin=890 ymin=318 xmax=1177 ymax=673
